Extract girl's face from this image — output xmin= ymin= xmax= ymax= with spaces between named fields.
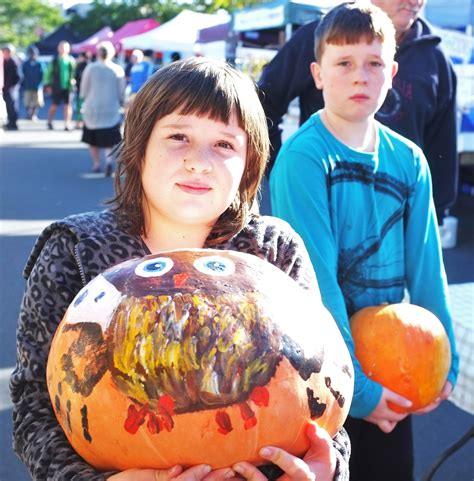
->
xmin=141 ymin=112 xmax=247 ymax=234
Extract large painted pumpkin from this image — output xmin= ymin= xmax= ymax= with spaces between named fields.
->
xmin=350 ymin=303 xmax=451 ymax=413
xmin=47 ymin=249 xmax=353 ymax=470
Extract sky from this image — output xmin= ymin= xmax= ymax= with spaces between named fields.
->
xmin=47 ymin=0 xmax=93 ymax=9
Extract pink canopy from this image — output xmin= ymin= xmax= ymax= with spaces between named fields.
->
xmin=71 ymin=26 xmax=114 ymax=54
xmin=108 ymin=18 xmax=160 ymax=52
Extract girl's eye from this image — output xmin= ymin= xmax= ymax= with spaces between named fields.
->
xmin=135 ymin=257 xmax=174 ymax=277
xmin=170 ymin=133 xmax=187 ymax=141
xmin=193 ymin=256 xmax=235 ymax=276
xmin=216 ymin=141 xmax=234 ymax=150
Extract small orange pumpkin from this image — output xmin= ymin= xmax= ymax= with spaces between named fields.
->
xmin=350 ymin=303 xmax=451 ymax=413
xmin=47 ymin=249 xmax=354 ymax=470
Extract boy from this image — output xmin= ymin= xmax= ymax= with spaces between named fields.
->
xmin=270 ymin=4 xmax=459 ymax=481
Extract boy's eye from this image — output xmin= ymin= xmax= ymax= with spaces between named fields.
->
xmin=370 ymin=61 xmax=383 ymax=67
xmin=338 ymin=61 xmax=350 ymax=67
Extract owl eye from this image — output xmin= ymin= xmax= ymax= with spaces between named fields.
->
xmin=135 ymin=257 xmax=174 ymax=277
xmin=193 ymin=256 xmax=235 ymax=277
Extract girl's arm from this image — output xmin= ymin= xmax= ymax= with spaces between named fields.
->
xmin=10 ymin=229 xmax=115 ymax=480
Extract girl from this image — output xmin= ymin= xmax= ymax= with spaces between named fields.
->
xmin=11 ymin=58 xmax=350 ymax=481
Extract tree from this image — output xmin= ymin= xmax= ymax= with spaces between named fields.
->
xmin=196 ymin=0 xmax=263 ymax=13
xmin=68 ymin=0 xmax=265 ymax=40
xmin=0 ymin=0 xmax=63 ymax=49
xmin=68 ymin=0 xmax=183 ymax=39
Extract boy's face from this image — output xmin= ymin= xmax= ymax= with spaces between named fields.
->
xmin=310 ymin=39 xmax=397 ymax=124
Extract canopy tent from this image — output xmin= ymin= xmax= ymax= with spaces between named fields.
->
xmin=197 ymin=22 xmax=230 ymax=44
xmin=122 ymin=10 xmax=230 ymax=53
xmin=35 ymin=24 xmax=85 ymax=56
xmin=232 ymin=0 xmax=329 ymax=32
xmin=195 ymin=22 xmax=230 ymax=60
xmin=109 ymin=18 xmax=160 ymax=52
xmin=71 ymin=26 xmax=114 ymax=54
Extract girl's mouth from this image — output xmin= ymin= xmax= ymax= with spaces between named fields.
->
xmin=176 ymin=183 xmax=212 ymax=195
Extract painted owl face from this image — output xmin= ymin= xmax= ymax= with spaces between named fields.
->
xmin=48 ymin=249 xmax=354 ymax=471
xmin=104 ymin=249 xmax=259 ymax=297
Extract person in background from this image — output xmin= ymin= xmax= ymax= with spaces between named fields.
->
xmin=80 ymin=41 xmax=125 ymax=176
xmin=0 ymin=49 xmax=7 ymax=130
xmin=44 ymin=41 xmax=76 ymax=131
xmin=11 ymin=57 xmax=350 ymax=481
xmin=22 ymin=46 xmax=44 ymax=121
xmin=259 ymin=0 xmax=458 ymax=225
xmin=270 ymin=4 xmax=458 ymax=481
xmin=1 ymin=44 xmax=20 ymax=130
xmin=171 ymin=51 xmax=182 ymax=62
xmin=129 ymin=49 xmax=154 ymax=95
xmin=74 ymin=51 xmax=90 ymax=129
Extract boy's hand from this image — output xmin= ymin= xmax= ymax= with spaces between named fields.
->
xmin=229 ymin=422 xmax=336 ymax=481
xmin=412 ymin=381 xmax=453 ymax=415
xmin=364 ymin=387 xmax=411 ymax=433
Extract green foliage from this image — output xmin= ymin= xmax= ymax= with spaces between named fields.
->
xmin=201 ymin=0 xmax=264 ymax=13
xmin=68 ymin=0 xmax=184 ymax=39
xmin=0 ymin=0 xmax=267 ymax=49
xmin=68 ymin=0 xmax=265 ymax=39
xmin=0 ymin=0 xmax=63 ymax=48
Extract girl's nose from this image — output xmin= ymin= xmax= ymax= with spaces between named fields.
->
xmin=183 ymin=149 xmax=212 ymax=174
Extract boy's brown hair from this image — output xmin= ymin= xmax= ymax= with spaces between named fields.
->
xmin=314 ymin=2 xmax=396 ymax=63
xmin=110 ymin=57 xmax=269 ymax=245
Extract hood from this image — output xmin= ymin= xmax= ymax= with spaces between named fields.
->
xmin=397 ymin=17 xmax=441 ymax=54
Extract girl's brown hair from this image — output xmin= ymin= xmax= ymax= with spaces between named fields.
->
xmin=110 ymin=57 xmax=269 ymax=245
xmin=314 ymin=2 xmax=397 ymax=63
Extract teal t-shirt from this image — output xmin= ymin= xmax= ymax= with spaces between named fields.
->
xmin=270 ymin=111 xmax=459 ymax=418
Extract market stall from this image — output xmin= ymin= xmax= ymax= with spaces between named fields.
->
xmin=121 ymin=10 xmax=229 ymax=57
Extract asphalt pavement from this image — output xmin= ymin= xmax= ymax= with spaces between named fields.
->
xmin=0 ymin=116 xmax=473 ymax=481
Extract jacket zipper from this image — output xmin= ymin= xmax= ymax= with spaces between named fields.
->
xmin=74 ymin=245 xmax=88 ymax=287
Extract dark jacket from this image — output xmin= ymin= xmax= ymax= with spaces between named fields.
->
xmin=10 ymin=210 xmax=350 ymax=481
xmin=3 ymin=56 xmax=20 ymax=90
xmin=258 ymin=17 xmax=458 ymax=219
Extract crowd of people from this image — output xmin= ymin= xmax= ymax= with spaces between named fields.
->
xmin=0 ymin=41 xmax=168 ymax=174
xmin=6 ymin=2 xmax=462 ymax=481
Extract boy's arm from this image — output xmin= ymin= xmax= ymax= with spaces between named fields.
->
xmin=270 ymin=148 xmax=382 ymax=418
xmin=10 ymin=230 xmax=116 ymax=480
xmin=257 ymin=20 xmax=319 ymax=170
xmin=403 ymin=149 xmax=459 ymax=386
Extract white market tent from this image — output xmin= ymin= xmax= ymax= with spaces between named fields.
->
xmin=121 ymin=10 xmax=230 ymax=53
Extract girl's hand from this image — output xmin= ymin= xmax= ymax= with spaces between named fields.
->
xmin=108 ymin=464 xmax=219 ymax=481
xmin=228 ymin=422 xmax=336 ymax=481
xmin=413 ymin=381 xmax=453 ymax=415
xmin=364 ymin=387 xmax=412 ymax=433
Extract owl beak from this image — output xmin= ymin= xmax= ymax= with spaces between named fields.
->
xmin=173 ymin=272 xmax=189 ymax=288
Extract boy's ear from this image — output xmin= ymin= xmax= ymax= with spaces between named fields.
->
xmin=310 ymin=62 xmax=323 ymax=90
xmin=391 ymin=61 xmax=399 ymax=80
